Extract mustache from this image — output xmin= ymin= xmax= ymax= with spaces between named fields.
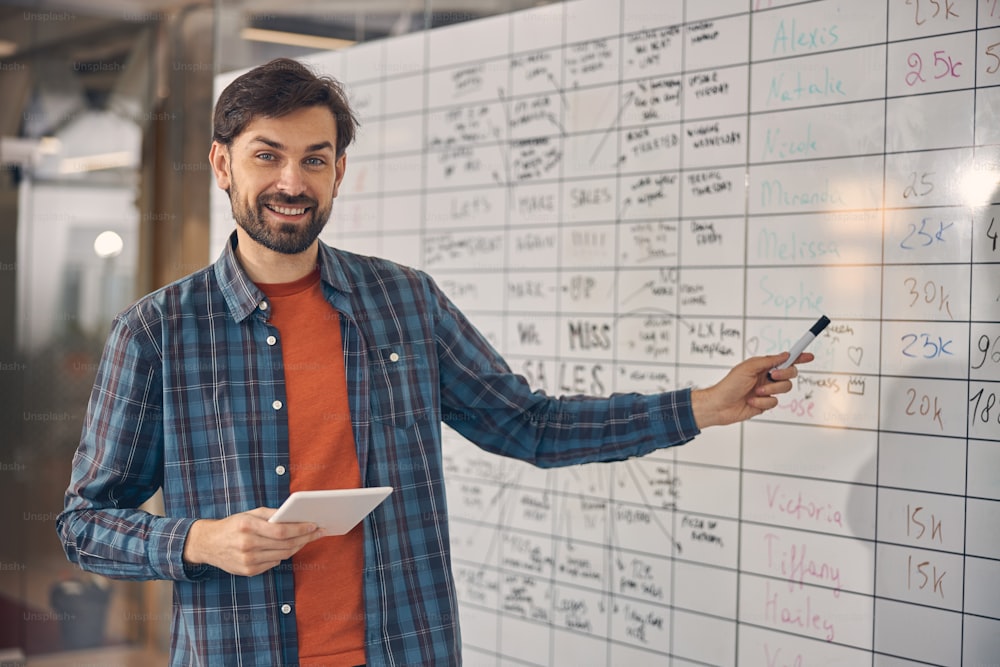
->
xmin=260 ymin=194 xmax=317 ymax=208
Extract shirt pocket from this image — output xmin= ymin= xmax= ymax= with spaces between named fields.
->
xmin=368 ymin=345 xmax=430 ymax=429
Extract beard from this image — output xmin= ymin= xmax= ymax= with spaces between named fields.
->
xmin=228 ymin=176 xmax=332 ymax=255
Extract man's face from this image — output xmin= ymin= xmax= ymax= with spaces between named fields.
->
xmin=210 ymin=105 xmax=347 ymax=255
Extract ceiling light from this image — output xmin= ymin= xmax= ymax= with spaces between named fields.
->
xmin=240 ymin=28 xmax=355 ymax=51
xmin=94 ymin=231 xmax=124 ymax=259
xmin=38 ymin=137 xmax=61 ymax=154
xmin=59 ymin=151 xmax=134 ymax=174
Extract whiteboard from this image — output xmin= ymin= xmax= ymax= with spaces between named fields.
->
xmin=212 ymin=0 xmax=1000 ymax=664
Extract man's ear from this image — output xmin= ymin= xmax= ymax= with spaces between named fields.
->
xmin=332 ymin=153 xmax=347 ymax=199
xmin=208 ymin=141 xmax=232 ymax=191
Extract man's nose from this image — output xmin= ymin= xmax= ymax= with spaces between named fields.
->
xmin=276 ymin=162 xmax=307 ymax=196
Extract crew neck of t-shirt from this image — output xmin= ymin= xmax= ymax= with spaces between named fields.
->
xmin=256 ymin=267 xmax=321 ymax=298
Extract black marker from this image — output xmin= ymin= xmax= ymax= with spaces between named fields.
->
xmin=769 ymin=315 xmax=830 ymax=378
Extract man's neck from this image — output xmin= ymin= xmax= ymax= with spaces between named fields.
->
xmin=234 ymin=228 xmax=319 ymax=284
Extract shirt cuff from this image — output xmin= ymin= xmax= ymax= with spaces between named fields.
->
xmin=147 ymin=516 xmax=214 ymax=582
xmin=648 ymin=386 xmax=701 ymax=450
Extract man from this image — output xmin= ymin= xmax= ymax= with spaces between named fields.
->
xmin=57 ymin=58 xmax=810 ymax=667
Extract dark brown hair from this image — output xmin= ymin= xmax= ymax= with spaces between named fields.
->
xmin=212 ymin=57 xmax=358 ymax=157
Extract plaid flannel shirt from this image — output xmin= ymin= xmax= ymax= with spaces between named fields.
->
xmin=57 ymin=232 xmax=699 ymax=666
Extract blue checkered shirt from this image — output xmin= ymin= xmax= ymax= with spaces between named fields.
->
xmin=57 ymin=233 xmax=699 ymax=666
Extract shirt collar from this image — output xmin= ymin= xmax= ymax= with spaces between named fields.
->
xmin=213 ymin=231 xmax=354 ymax=322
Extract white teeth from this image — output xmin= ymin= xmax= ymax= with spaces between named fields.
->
xmin=269 ymin=204 xmax=306 ymax=216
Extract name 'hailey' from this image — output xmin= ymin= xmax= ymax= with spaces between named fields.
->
xmin=764 ymin=581 xmax=836 ymax=642
xmin=767 ymin=66 xmax=846 ymax=105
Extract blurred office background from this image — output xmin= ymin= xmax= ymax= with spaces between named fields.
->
xmin=0 ymin=1 xmax=559 ymax=664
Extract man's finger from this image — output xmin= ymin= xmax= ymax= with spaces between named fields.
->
xmin=245 ymin=506 xmax=319 ymax=539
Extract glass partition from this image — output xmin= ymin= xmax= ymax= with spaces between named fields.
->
xmin=0 ymin=1 xmax=559 ymax=663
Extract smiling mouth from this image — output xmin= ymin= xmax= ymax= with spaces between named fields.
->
xmin=265 ymin=203 xmax=309 ymax=217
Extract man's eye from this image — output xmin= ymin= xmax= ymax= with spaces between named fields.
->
xmin=256 ymin=153 xmax=275 ymax=161
xmin=305 ymin=157 xmax=325 ymax=166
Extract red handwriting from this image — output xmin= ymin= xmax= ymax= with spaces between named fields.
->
xmin=764 ymin=533 xmax=842 ymax=596
xmin=906 ymin=504 xmax=944 ymax=543
xmin=764 ymin=581 xmax=836 ymax=641
xmin=904 ymin=49 xmax=963 ymax=86
xmin=764 ymin=643 xmax=803 ymax=667
xmin=766 ymin=483 xmax=844 ymax=528
xmin=777 ymin=397 xmax=815 ymax=418
xmin=907 ymin=554 xmax=947 ymax=599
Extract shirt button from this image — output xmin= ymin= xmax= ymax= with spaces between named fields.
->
xmin=280 ymin=603 xmax=292 ymax=615
xmin=389 ymin=352 xmax=400 ymax=362
xmin=259 ymin=301 xmax=269 ymax=311
xmin=272 ymin=400 xmax=283 ymax=410
xmin=275 ymin=465 xmax=286 ymax=476
xmin=266 ymin=335 xmax=277 ymax=346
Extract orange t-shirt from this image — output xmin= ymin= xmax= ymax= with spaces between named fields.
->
xmin=258 ymin=269 xmax=366 ymax=667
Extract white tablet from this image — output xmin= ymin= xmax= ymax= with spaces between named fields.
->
xmin=268 ymin=487 xmax=393 ymax=535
